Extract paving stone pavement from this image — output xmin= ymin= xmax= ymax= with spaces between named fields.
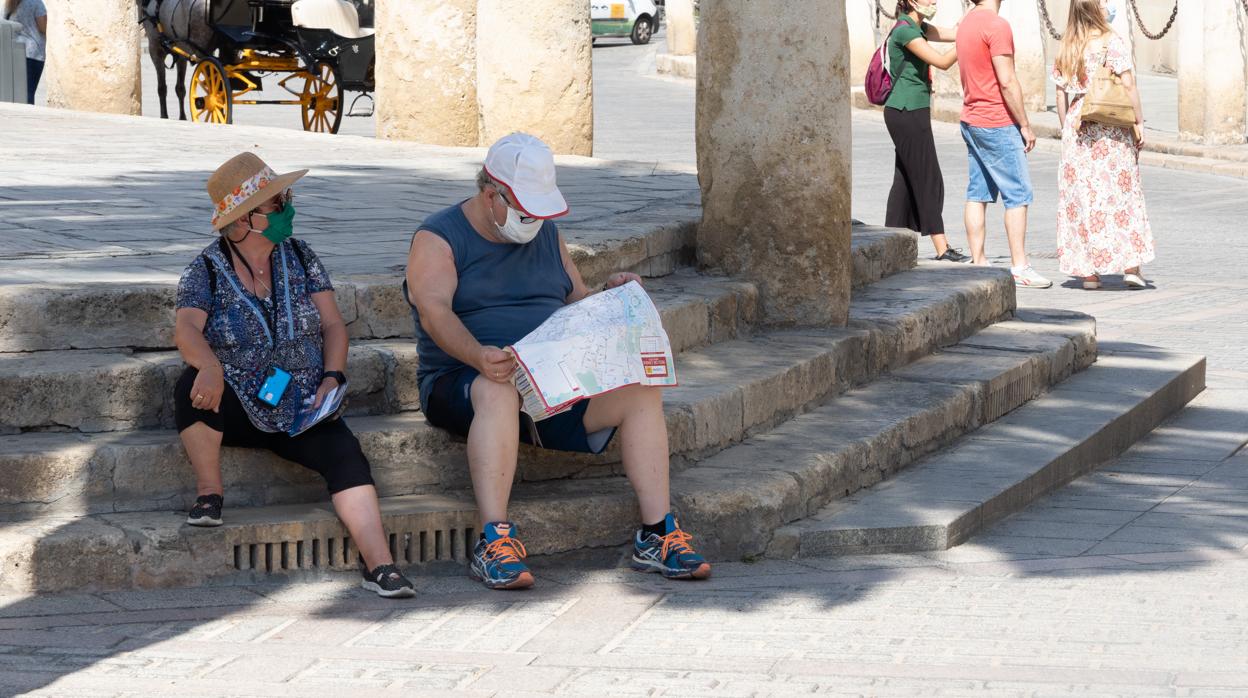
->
xmin=3 ymin=36 xmax=1247 ymax=697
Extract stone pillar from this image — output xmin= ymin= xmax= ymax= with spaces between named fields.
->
xmin=1107 ymin=0 xmax=1135 ymax=60
xmin=696 ymin=0 xmax=852 ymax=326
xmin=930 ymin=0 xmax=965 ymax=104
xmin=666 ymin=0 xmax=696 ymax=56
xmin=43 ymin=0 xmax=141 ymax=115
xmin=1178 ymin=0 xmax=1247 ymax=144
xmin=476 ymin=0 xmax=593 ymax=155
xmin=375 ymin=0 xmax=477 ymax=145
xmin=847 ymin=0 xmax=875 ymax=87
xmin=998 ymin=0 xmax=1046 ymax=112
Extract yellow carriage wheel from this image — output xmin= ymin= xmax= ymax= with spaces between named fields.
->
xmin=300 ymin=61 xmax=343 ymax=134
xmin=189 ymin=58 xmax=233 ymax=125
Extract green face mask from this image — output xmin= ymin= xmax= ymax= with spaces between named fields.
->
xmin=260 ymin=203 xmax=296 ymax=245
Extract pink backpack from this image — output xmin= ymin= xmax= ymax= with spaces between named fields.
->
xmin=865 ymin=21 xmax=907 ymax=106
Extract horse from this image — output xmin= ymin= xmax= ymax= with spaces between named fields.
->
xmin=137 ymin=0 xmax=213 ymax=120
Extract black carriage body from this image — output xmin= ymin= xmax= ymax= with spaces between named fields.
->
xmin=210 ymin=0 xmax=374 ymax=91
xmin=296 ymin=29 xmax=374 ymax=91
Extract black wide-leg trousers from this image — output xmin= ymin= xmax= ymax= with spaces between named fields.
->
xmin=884 ymin=106 xmax=946 ymax=236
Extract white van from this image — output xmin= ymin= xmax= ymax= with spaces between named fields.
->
xmin=590 ymin=1 xmax=660 ymax=45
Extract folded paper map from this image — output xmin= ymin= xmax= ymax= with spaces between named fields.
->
xmin=508 ymin=281 xmax=678 ymax=421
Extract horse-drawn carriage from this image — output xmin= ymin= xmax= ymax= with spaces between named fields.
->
xmin=140 ymin=0 xmax=374 ymax=134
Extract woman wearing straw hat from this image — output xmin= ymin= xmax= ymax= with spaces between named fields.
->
xmin=174 ymin=152 xmax=415 ymax=598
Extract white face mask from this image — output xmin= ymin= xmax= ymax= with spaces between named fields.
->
xmin=495 ymin=199 xmax=543 ymax=244
xmin=916 ymin=3 xmax=938 ymax=19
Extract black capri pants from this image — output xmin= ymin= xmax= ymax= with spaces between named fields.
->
xmin=884 ymin=107 xmax=946 ymax=236
xmin=174 ymin=366 xmax=374 ymax=495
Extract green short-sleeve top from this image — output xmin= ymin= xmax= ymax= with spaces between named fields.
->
xmin=884 ymin=15 xmax=933 ymax=111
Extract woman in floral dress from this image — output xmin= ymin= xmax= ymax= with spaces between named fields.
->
xmin=1052 ymin=0 xmax=1154 ymax=290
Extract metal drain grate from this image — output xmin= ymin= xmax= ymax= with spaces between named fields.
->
xmin=231 ymin=524 xmax=477 ymax=573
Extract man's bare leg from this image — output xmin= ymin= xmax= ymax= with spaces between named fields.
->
xmin=965 ymin=202 xmax=989 ymax=264
xmin=467 ymin=376 xmax=521 ymax=528
xmin=583 ymin=383 xmax=671 ymax=524
xmin=1004 ymin=205 xmax=1030 ymax=269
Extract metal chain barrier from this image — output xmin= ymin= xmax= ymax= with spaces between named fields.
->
xmin=1128 ymin=0 xmax=1178 ymax=41
xmin=876 ymin=0 xmax=896 ymax=22
xmin=1037 ymin=0 xmax=1063 ymax=40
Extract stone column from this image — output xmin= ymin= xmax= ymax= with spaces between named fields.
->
xmin=930 ymin=0 xmax=965 ymax=105
xmin=697 ymin=0 xmax=852 ymax=326
xmin=1107 ymin=0 xmax=1135 ymax=60
xmin=1178 ymin=0 xmax=1247 ymax=144
xmin=476 ymin=0 xmax=593 ymax=155
xmin=375 ymin=0 xmax=477 ymax=145
xmin=666 ymin=0 xmax=696 ymax=56
xmin=998 ymin=0 xmax=1046 ymax=112
xmin=43 ymin=0 xmax=141 ymax=115
xmin=847 ymin=0 xmax=876 ymax=87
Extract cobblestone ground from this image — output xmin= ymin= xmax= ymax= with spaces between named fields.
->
xmin=3 ymin=39 xmax=1247 ymax=697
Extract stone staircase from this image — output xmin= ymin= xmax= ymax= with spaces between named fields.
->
xmin=0 ymin=223 xmax=1203 ymax=593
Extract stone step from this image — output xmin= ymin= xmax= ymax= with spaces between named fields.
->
xmin=0 ymin=307 xmax=1098 ymax=593
xmin=769 ymin=347 xmax=1207 ymax=558
xmin=0 ymin=224 xmax=916 ymax=353
xmin=0 ymin=270 xmax=760 ymax=433
xmin=0 ymin=264 xmax=1012 ymax=521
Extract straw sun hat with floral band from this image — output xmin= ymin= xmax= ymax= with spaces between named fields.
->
xmin=208 ymin=152 xmax=308 ymax=231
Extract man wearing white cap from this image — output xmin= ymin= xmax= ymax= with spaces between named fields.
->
xmin=404 ymin=133 xmax=711 ymax=590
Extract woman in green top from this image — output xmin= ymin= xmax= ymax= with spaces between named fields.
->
xmin=883 ymin=0 xmax=963 ymax=261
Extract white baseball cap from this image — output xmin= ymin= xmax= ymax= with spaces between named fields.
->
xmin=482 ymin=133 xmax=569 ymax=219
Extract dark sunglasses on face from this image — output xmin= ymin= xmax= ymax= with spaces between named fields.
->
xmin=497 ymin=189 xmax=537 ymax=224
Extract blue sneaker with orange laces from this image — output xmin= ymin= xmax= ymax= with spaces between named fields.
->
xmin=469 ymin=521 xmax=535 ymax=590
xmin=631 ymin=513 xmax=711 ymax=580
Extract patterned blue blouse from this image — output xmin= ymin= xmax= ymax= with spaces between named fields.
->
xmin=176 ymin=237 xmax=334 ymax=433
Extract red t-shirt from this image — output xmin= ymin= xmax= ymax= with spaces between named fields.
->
xmin=956 ymin=9 xmax=1016 ymax=127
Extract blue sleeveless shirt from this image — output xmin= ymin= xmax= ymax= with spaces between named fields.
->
xmin=408 ymin=202 xmax=573 ymax=411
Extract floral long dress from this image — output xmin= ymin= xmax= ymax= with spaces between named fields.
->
xmin=1052 ymin=34 xmax=1155 ymax=277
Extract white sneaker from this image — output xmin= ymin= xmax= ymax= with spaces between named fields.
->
xmin=1011 ymin=265 xmax=1053 ymax=289
xmin=1123 ymin=272 xmax=1146 ymax=289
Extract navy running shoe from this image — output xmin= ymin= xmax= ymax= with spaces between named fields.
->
xmin=631 ymin=513 xmax=711 ymax=580
xmin=469 ymin=521 xmax=534 ymax=590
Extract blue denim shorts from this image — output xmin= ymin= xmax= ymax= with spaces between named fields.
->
xmin=960 ymin=122 xmax=1034 ymax=209
xmin=423 ymin=366 xmax=616 ymax=454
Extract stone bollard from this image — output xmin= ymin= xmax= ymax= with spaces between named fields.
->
xmin=1177 ymin=0 xmax=1247 ymax=145
xmin=476 ymin=0 xmax=593 ymax=155
xmin=43 ymin=0 xmax=141 ymax=115
xmin=847 ymin=0 xmax=875 ymax=88
xmin=696 ymin=0 xmax=852 ymax=326
xmin=375 ymin=0 xmax=478 ymax=146
xmin=666 ymin=0 xmax=696 ymax=56
xmin=997 ymin=0 xmax=1046 ymax=113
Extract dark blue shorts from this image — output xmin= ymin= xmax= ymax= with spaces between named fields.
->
xmin=424 ymin=366 xmax=617 ymax=454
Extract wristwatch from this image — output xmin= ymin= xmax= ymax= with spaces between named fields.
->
xmin=321 ymin=370 xmax=347 ymax=387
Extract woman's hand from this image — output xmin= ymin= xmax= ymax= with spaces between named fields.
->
xmin=478 ymin=345 xmax=517 ymax=384
xmin=190 ymin=364 xmax=225 ymax=413
xmin=605 ymin=272 xmax=643 ymax=290
xmin=1132 ymin=123 xmax=1145 ymax=149
xmin=311 ymin=376 xmax=339 ymax=409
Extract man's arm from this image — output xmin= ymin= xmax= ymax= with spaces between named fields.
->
xmin=990 ymin=54 xmax=1036 ymax=152
xmin=556 ymin=233 xmax=593 ymax=304
xmin=405 ymin=231 xmax=514 ymax=382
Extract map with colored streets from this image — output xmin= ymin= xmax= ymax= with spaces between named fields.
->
xmin=508 ymin=281 xmax=678 ymax=421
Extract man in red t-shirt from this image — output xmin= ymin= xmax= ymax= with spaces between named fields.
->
xmin=955 ymin=0 xmax=1051 ymax=288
